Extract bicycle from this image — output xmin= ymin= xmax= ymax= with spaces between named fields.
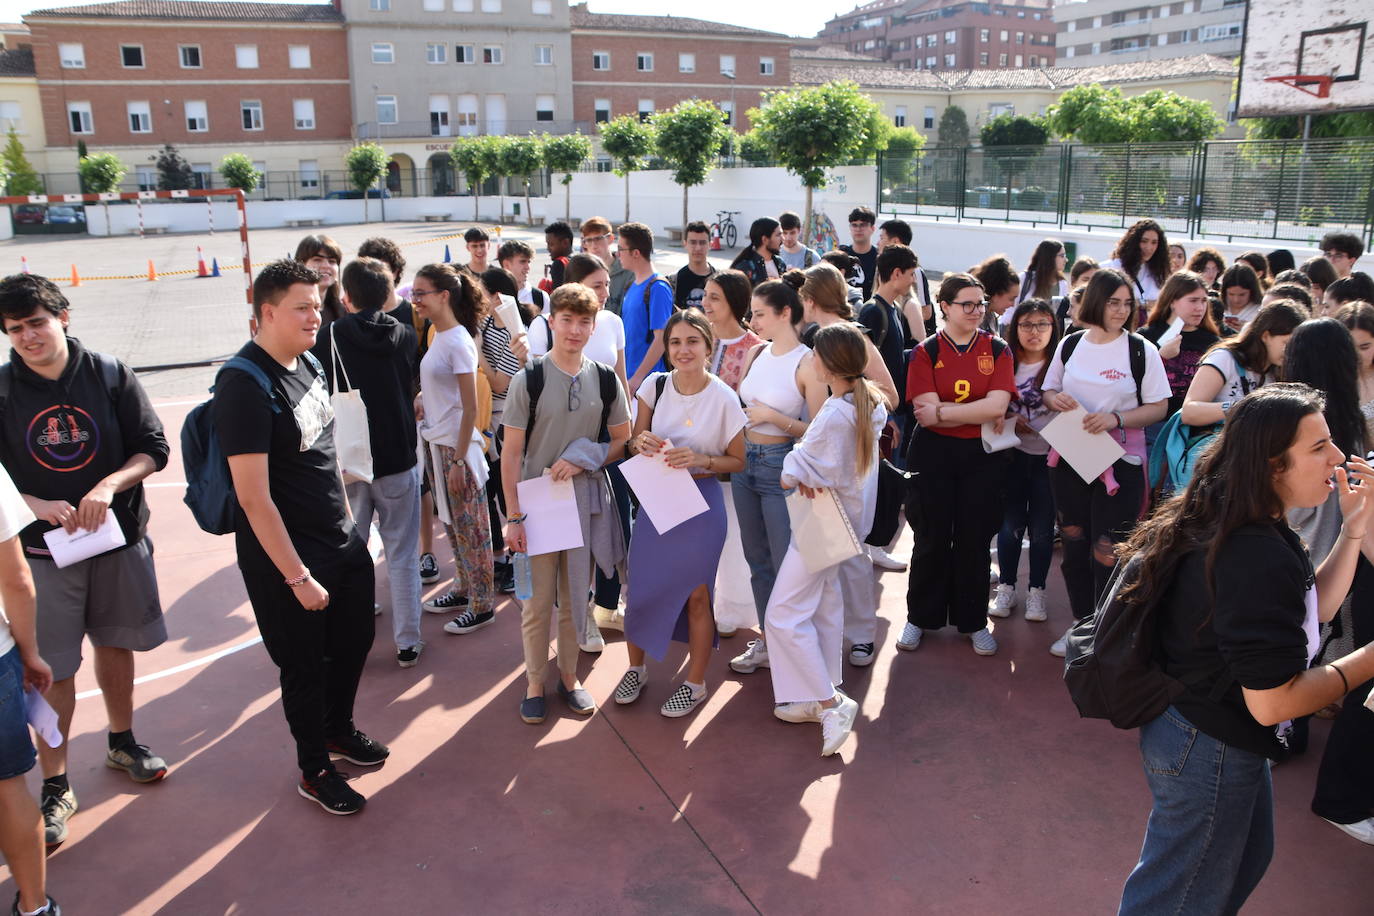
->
xmin=710 ymin=210 xmax=740 ymax=250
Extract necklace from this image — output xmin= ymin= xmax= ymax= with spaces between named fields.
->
xmin=673 ymin=371 xmax=706 ymax=426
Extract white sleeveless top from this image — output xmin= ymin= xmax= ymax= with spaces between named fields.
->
xmin=738 ymin=342 xmax=809 ymax=437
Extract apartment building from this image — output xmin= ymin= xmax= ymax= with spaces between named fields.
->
xmin=1054 ymin=0 xmax=1246 ymax=67
xmin=818 ymin=0 xmax=1056 ymax=71
xmin=25 ymin=1 xmax=352 ymax=191
xmin=0 ymin=47 xmax=45 ymax=173
xmin=570 ymin=3 xmax=793 ymax=132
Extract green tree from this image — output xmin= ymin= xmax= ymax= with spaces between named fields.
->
xmin=2 ymin=128 xmax=41 ymax=196
xmin=451 ymin=135 xmax=500 ymax=220
xmin=542 ymin=132 xmax=592 ymax=221
xmin=936 ymin=105 xmax=970 ymax=148
xmin=483 ymin=136 xmax=513 ymax=221
xmin=1128 ymin=89 xmax=1225 ymax=142
xmin=501 ymin=134 xmax=544 ymax=226
xmin=218 ymin=152 xmax=260 ymax=195
xmin=77 ymin=152 xmax=126 ymax=232
xmin=651 ymin=99 xmax=731 ymax=228
xmin=152 ymin=143 xmax=194 ymax=191
xmin=747 ymin=80 xmax=890 ymax=229
xmin=598 ymin=115 xmax=655 ymax=223
xmin=736 ymin=129 xmax=773 ymax=165
xmin=345 ymin=142 xmax=388 ymax=223
xmin=979 ymin=115 xmax=1050 ymax=204
xmin=1244 ymin=110 xmax=1374 ymax=140
xmin=1047 ymin=85 xmax=1223 ymax=143
xmin=1046 ymin=84 xmax=1134 ymax=144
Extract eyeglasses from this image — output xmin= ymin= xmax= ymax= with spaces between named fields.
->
xmin=411 ymin=288 xmax=439 ymax=300
xmin=1104 ymin=298 xmax=1134 ymax=311
xmin=950 ymin=299 xmax=987 ymax=314
xmin=568 ymin=374 xmax=581 ymax=413
xmin=583 ymin=233 xmax=612 ymax=244
xmin=1018 ymin=321 xmax=1055 ymax=332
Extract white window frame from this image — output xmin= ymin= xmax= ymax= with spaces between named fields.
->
xmin=679 ymin=52 xmax=695 ymax=73
xmin=636 ymin=52 xmax=653 ymax=72
xmin=423 ymin=0 xmax=443 ymax=9
xmin=369 ymin=0 xmax=390 ymax=9
xmin=893 ymin=105 xmax=907 ymax=127
xmin=456 ymin=95 xmax=478 ymax=132
xmin=135 ymin=166 xmax=156 ymax=192
xmin=944 ymin=30 xmax=956 ymax=44
xmin=594 ymin=98 xmax=610 ymax=123
xmin=185 ymin=100 xmax=208 ymax=132
xmin=372 ymin=42 xmax=395 ymax=64
xmin=453 ymin=0 xmax=473 ymax=8
xmin=376 ymin=95 xmax=398 ymax=124
xmin=592 ymin=51 xmax=610 ymax=71
xmin=127 ymin=100 xmax=151 ymax=133
xmin=288 ymin=45 xmax=311 ymax=69
xmin=240 ymin=100 xmax=264 ymax=131
xmin=58 ymin=43 xmax=84 ymax=69
xmin=293 ymin=98 xmax=316 ymax=130
xmin=945 ymin=53 xmax=956 ymax=67
xmin=480 ymin=0 xmax=501 ymax=11
xmin=719 ymin=54 xmax=735 ymax=76
xmin=532 ymin=0 xmax=552 ymax=12
xmin=0 ymin=101 xmax=21 ymax=133
xmin=534 ymin=45 xmax=552 ymax=65
xmin=923 ymin=106 xmax=936 ymax=129
xmin=120 ymin=44 xmax=144 ymax=68
xmin=483 ymin=45 xmax=503 ymax=65
xmin=179 ymin=44 xmax=201 ymax=68
xmin=235 ymin=45 xmax=259 ymax=69
xmin=455 ymin=44 xmax=475 ymax=64
xmin=720 ymin=100 xmax=734 ymax=126
xmin=67 ymin=101 xmax=92 ymax=134
xmin=759 ymin=57 xmax=774 ymax=76
xmin=299 ymin=160 xmax=320 ymax=190
xmin=535 ymin=94 xmax=555 ymax=122
xmin=426 ymin=42 xmax=446 ymax=64
xmin=638 ymin=99 xmax=654 ymax=122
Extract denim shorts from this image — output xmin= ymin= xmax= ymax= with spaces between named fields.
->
xmin=0 ymin=646 xmax=37 ymax=780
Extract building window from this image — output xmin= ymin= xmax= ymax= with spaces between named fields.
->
xmin=453 ymin=0 xmax=473 ymax=8
xmin=999 ymin=53 xmax=1008 ymax=65
xmin=760 ymin=57 xmax=774 ymax=75
xmin=236 ymin=45 xmax=258 ymax=69
xmin=241 ymin=100 xmax=263 ymax=131
xmin=923 ymin=106 xmax=935 ymax=129
xmin=637 ymin=52 xmax=653 ymax=72
xmin=191 ymin=163 xmax=211 ymax=191
xmin=594 ymin=98 xmax=610 ymax=123
xmin=532 ymin=0 xmax=552 ymax=12
xmin=719 ymin=54 xmax=735 ymax=76
xmin=0 ymin=101 xmax=21 ymax=133
xmin=289 ymin=45 xmax=311 ymax=69
xmin=483 ymin=45 xmax=503 ymax=64
xmin=926 ymin=35 xmax=937 ymax=48
xmin=179 ymin=45 xmax=201 ymax=68
xmin=679 ymin=52 xmax=695 ymax=73
xmin=1014 ymin=54 xmax=1023 ymax=66
xmin=185 ymin=100 xmax=207 ymax=132
xmin=592 ymin=51 xmax=609 ymax=70
xmin=1000 ymin=30 xmax=1009 ymax=41
xmin=370 ymin=0 xmax=390 ymax=9
xmin=1065 ymin=47 xmax=1075 ymax=59
xmin=945 ymin=30 xmax=956 ymax=44
xmin=926 ymin=55 xmax=937 ymax=68
xmin=120 ymin=45 xmax=143 ymax=68
xmin=534 ymin=45 xmax=552 ymax=65
xmin=720 ymin=100 xmax=733 ymax=126
xmin=372 ymin=42 xmax=394 ymax=64
xmin=595 ymin=155 xmax=612 ymax=173
xmin=536 ymin=95 xmax=554 ymax=122
xmin=423 ymin=0 xmax=443 ymax=8
xmin=127 ymin=101 xmax=151 ymax=133
xmin=945 ymin=53 xmax=956 ymax=67
xmin=1016 ymin=31 xmax=1024 ymax=44
xmin=481 ymin=0 xmax=501 ymax=10
xmin=638 ymin=99 xmax=653 ymax=123
xmin=58 ymin=43 xmax=84 ymax=68
xmin=293 ymin=99 xmax=315 ymax=130
xmin=136 ymin=166 xmax=156 ymax=192
xmin=990 ymin=103 xmax=1014 ymax=118
xmin=376 ymin=96 xmax=397 ymax=124
xmin=456 ymin=45 xmax=475 ymax=64
xmin=980 ymin=28 xmax=989 ymax=42
xmin=300 ymin=160 xmax=320 ymax=190
xmin=457 ymin=96 xmax=478 ymax=133
xmin=67 ymin=102 xmax=92 ymax=134
xmin=980 ymin=51 xmax=989 ymax=65
xmin=427 ymin=42 xmax=447 ymax=64
xmin=429 ymin=95 xmax=450 ymax=135
xmin=893 ymin=105 xmax=906 ymax=127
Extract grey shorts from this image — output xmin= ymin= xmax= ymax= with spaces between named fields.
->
xmin=29 ymin=535 xmax=167 ymax=682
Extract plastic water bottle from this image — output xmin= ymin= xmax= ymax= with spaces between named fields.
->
xmin=513 ymin=552 xmax=533 ymax=601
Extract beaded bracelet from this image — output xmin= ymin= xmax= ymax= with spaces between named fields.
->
xmin=284 ymin=569 xmax=311 ymax=588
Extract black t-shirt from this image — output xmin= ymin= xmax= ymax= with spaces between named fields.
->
xmin=841 ymin=244 xmax=879 ymax=301
xmin=212 ymin=342 xmax=355 ymax=566
xmin=857 ymin=293 xmax=910 ymax=394
xmin=1157 ymin=521 xmax=1313 ymax=759
xmin=674 ymin=264 xmax=715 ymax=311
xmin=1139 ymin=322 xmax=1221 ymax=416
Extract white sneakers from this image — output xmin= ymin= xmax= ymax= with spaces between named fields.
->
xmin=968 ymin=627 xmax=998 ymax=656
xmin=1050 ymin=627 xmax=1071 ymax=658
xmin=988 ymin=584 xmax=1016 ymax=618
xmin=820 ymin=694 xmax=860 ymax=756
xmin=867 ymin=544 xmax=907 ymax=572
xmin=775 ymin=700 xmax=823 ymax=724
xmin=1323 ymin=816 xmax=1374 ymax=845
xmin=896 ymin=622 xmax=923 ymax=651
xmin=729 ymin=638 xmax=770 ymax=673
xmin=1024 ymin=587 xmax=1048 ymax=622
xmin=579 ymin=620 xmax=605 ymax=654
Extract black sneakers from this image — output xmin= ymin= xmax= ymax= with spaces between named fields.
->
xmin=297 ymin=768 xmax=365 ymax=815
xmin=419 ymin=552 xmax=439 ymax=584
xmin=423 ymin=590 xmax=468 ymax=614
xmin=40 ymin=785 xmax=76 ymax=847
xmin=494 ymin=561 xmax=515 ymax=595
xmin=444 ymin=608 xmax=495 ymax=635
xmin=396 ymin=645 xmax=422 ymax=668
xmin=10 ymin=892 xmax=60 ymax=916
xmin=326 ymin=730 xmax=390 ymax=766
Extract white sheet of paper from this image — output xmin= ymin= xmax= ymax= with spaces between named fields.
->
xmin=41 ymin=512 xmax=127 ymax=569
xmin=1040 ymin=408 xmax=1126 ymax=484
xmin=495 ymin=295 xmax=527 ymax=342
xmin=25 ymin=687 xmax=63 ymax=748
xmin=619 ymin=440 xmax=708 ymax=533
xmin=1156 ymin=316 xmax=1185 ymax=346
xmin=516 ymin=475 xmax=583 ymax=556
xmin=981 ymin=420 xmax=1021 ymax=454
xmin=786 ymin=488 xmax=864 ymax=574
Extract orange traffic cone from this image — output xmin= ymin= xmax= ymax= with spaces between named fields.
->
xmin=710 ymin=234 xmax=721 ymax=251
xmin=147 ymin=259 xmax=158 ymax=282
xmin=70 ymin=265 xmax=81 ymax=287
xmin=196 ymin=246 xmax=209 ymax=278
xmin=20 ymin=256 xmax=29 ymax=274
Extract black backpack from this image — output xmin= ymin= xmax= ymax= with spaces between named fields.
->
xmin=0 ymin=350 xmax=122 ymax=417
xmin=522 ymin=357 xmax=619 ymax=453
xmin=1058 ymin=330 xmax=1149 ymax=407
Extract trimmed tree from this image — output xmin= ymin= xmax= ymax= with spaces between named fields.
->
xmin=153 ymin=143 xmax=194 ymax=191
xmin=501 ymin=134 xmax=544 ymax=226
xmin=542 ymin=132 xmax=592 ymax=221
xmin=345 ymin=142 xmax=388 ymax=223
xmin=218 ymin=152 xmax=260 ymax=195
xmin=1047 ymin=84 xmax=1223 ymax=144
xmin=748 ymin=81 xmax=890 ymax=230
xmin=651 ymin=100 xmax=731 ymax=229
xmin=2 ymin=128 xmax=41 ymax=196
xmin=451 ymin=136 xmax=494 ymax=220
xmin=77 ymin=152 xmax=126 ymax=232
xmin=979 ymin=115 xmax=1050 ymax=208
xmin=737 ymin=129 xmax=773 ymax=165
xmin=936 ymin=105 xmax=971 ymax=148
xmin=599 ymin=115 xmax=655 ymax=223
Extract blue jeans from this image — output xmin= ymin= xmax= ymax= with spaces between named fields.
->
xmin=997 ymin=450 xmax=1054 ymax=590
xmin=346 ymin=465 xmax=422 ymax=650
xmin=0 ymin=647 xmax=35 ymax=780
xmin=1119 ymin=707 xmax=1274 ymax=916
xmin=732 ymin=441 xmax=793 ymax=627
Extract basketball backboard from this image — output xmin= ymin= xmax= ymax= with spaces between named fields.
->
xmin=1236 ymin=0 xmax=1373 ymax=117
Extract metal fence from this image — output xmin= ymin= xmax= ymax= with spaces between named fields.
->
xmin=879 ymin=136 xmax=1374 ymax=246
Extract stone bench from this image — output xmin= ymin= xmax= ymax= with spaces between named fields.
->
xmin=664 ymin=225 xmax=685 ymax=242
xmin=285 ymin=216 xmax=325 ymax=228
xmin=420 ymin=212 xmax=451 ymax=222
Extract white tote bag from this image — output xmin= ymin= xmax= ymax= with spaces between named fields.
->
xmin=330 ymin=325 xmax=374 ymax=483
xmin=786 ymin=487 xmax=864 ymax=575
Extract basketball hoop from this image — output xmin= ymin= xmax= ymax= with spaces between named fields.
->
xmin=1264 ymin=74 xmax=1334 ymax=99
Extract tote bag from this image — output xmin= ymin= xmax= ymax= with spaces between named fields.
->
xmin=330 ymin=325 xmax=374 ymax=483
xmin=786 ymin=487 xmax=864 ymax=574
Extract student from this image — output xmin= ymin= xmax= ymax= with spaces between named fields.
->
xmin=501 ymin=283 xmax=631 ymax=724
xmin=357 ymin=236 xmax=415 ymax=332
xmin=840 ymin=206 xmax=879 ymax=301
xmin=1237 ymin=251 xmax=1272 ymax=290
xmin=778 ymin=210 xmax=819 ymax=270
xmin=730 ymin=280 xmax=829 ymax=674
xmin=310 ymin=258 xmax=425 ymax=667
xmin=1139 ymin=271 xmax=1222 ymax=420
xmin=1324 ymin=272 xmax=1374 ymax=316
xmin=1267 ymin=248 xmax=1296 ymax=278
xmin=1263 ymin=282 xmax=1313 ymax=314
xmin=765 ymin=323 xmax=884 ymax=756
xmin=0 ymin=274 xmax=170 ymax=845
xmin=1301 ymin=255 xmax=1337 ymax=303
xmin=1218 ymin=262 xmax=1265 ymax=332
xmin=1337 ymin=302 xmax=1374 ymax=441
xmin=497 ymin=240 xmax=548 ymax=316
xmin=1180 ymin=301 xmax=1303 ymax=429
xmin=821 ymin=250 xmax=864 ymax=310
xmin=989 ymin=299 xmax=1061 ymax=623
xmin=295 ymin=234 xmax=343 ymax=328
xmin=858 ymin=244 xmax=917 ymax=396
xmin=1041 ymin=268 xmax=1170 ymax=656
xmin=0 ymin=462 xmax=58 ymax=916
xmin=1322 ymin=231 xmax=1364 ymax=279
xmin=464 ymin=227 xmax=491 ymax=275
xmin=971 ymin=254 xmax=1020 ymax=334
xmin=1058 ymin=257 xmax=1099 ymax=330
xmin=901 ymin=273 xmax=1016 ymax=656
xmin=542 ymin=220 xmax=575 ymax=292
xmin=616 ymin=311 xmax=746 ymax=718
xmin=730 ymin=217 xmax=787 ymax=287
xmin=215 ymin=260 xmax=384 ymax=816
xmin=1018 ymin=239 xmax=1070 ymax=304
xmin=877 ymin=218 xmax=912 ymax=248
xmin=412 ymin=264 xmax=497 ymax=634
xmin=619 ymin=222 xmax=676 ymax=394
xmin=1103 ymin=218 xmax=1170 ymax=315
xmin=477 ymin=266 xmax=532 ymax=434
xmin=580 ymin=217 xmax=632 ymax=315
xmin=675 ymin=220 xmax=717 ymax=310
xmin=1168 ymin=242 xmax=1187 ymax=275
xmin=1187 ymin=247 xmax=1226 ymax=289
xmin=1116 ymin=384 xmax=1374 ymax=913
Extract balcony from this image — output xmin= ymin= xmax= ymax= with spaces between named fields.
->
xmin=355 ymin=119 xmax=592 ymax=140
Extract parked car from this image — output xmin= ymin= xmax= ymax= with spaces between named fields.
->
xmin=13 ymin=205 xmax=45 ymax=225
xmin=46 ymin=206 xmax=85 ymax=224
xmin=324 ymin=189 xmax=390 ymax=200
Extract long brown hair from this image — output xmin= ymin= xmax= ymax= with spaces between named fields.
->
xmin=800 ymin=262 xmax=853 ymax=320
xmin=1147 ymin=270 xmax=1220 ymax=335
xmin=1024 ymin=239 xmax=1066 ymax=300
xmin=294 ymin=233 xmax=343 ymax=321
xmin=1112 ymin=218 xmax=1170 ymax=287
xmin=1206 ymin=300 xmax=1305 ymax=375
xmin=812 ymin=322 xmax=881 ymax=476
xmin=415 ymin=263 xmax=482 ymax=335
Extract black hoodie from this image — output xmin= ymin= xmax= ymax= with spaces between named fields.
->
xmin=0 ymin=337 xmax=169 ymax=557
xmin=311 ymin=308 xmax=419 ymax=478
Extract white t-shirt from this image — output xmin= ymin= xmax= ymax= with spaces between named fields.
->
xmin=1221 ymin=302 xmax=1262 ymax=330
xmin=528 ymin=310 xmax=626 ymax=369
xmin=419 ymin=325 xmax=485 ymax=467
xmin=637 ymin=371 xmax=746 ymax=457
xmin=1102 ymin=258 xmax=1161 ymax=306
xmin=0 ymin=465 xmax=36 ymax=656
xmin=1199 ymin=348 xmax=1265 ymax=402
xmin=1043 ymin=332 xmax=1171 ymax=415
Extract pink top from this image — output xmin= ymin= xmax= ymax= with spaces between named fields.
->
xmin=712 ymin=330 xmax=764 ymax=391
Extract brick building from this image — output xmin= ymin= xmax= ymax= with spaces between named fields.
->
xmin=818 ymin=0 xmax=1056 ymax=71
xmin=25 ymin=0 xmax=352 ymax=191
xmin=570 ymin=3 xmax=794 ymax=132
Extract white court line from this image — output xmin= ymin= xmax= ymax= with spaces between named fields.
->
xmin=75 ymin=634 xmax=264 ymax=700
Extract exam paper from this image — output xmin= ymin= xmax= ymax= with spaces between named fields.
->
xmin=26 ymin=687 xmax=62 ymax=748
xmin=619 ymin=440 xmax=708 ymax=533
xmin=786 ymin=488 xmax=864 ymax=574
xmin=981 ymin=420 xmax=1021 ymax=454
xmin=1156 ymin=316 xmax=1185 ymax=346
xmin=42 ymin=512 xmax=127 ymax=569
xmin=1040 ymin=407 xmax=1126 ymax=484
xmin=495 ymin=295 xmax=527 ymax=343
xmin=516 ymin=475 xmax=583 ymax=556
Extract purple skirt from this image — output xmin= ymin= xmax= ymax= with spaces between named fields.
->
xmin=625 ymin=476 xmax=727 ymax=662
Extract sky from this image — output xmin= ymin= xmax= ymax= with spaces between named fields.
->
xmin=0 ymin=0 xmax=853 ymax=38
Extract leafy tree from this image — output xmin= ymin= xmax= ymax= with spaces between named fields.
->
xmin=747 ymin=80 xmax=890 ymax=229
xmin=153 ymin=143 xmax=195 ymax=191
xmin=501 ymin=134 xmax=544 ymax=226
xmin=1047 ymin=84 xmax=1223 ymax=143
xmin=1244 ymin=110 xmax=1374 ymax=140
xmin=345 ymin=142 xmax=388 ymax=222
xmin=542 ymin=132 xmax=592 ymax=221
xmin=979 ymin=115 xmax=1050 ymax=202
xmin=218 ymin=152 xmax=260 ymax=194
xmin=880 ymin=125 xmax=926 ymax=189
xmin=598 ymin=115 xmax=655 ymax=223
xmin=483 ymin=135 xmax=513 ymax=221
xmin=2 ymin=128 xmax=41 ymax=196
xmin=1128 ymin=89 xmax=1225 ymax=142
xmin=1046 ymin=84 xmax=1134 ymax=144
xmin=77 ymin=152 xmax=126 ymax=231
xmin=936 ymin=105 xmax=970 ymax=148
xmin=451 ymin=135 xmax=501 ymax=220
xmin=651 ymin=100 xmax=731 ymax=228
xmin=737 ymin=129 xmax=773 ymax=165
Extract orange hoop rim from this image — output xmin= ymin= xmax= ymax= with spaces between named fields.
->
xmin=1264 ymin=74 xmax=1334 ymax=98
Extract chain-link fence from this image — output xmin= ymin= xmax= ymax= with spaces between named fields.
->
xmin=880 ymin=137 xmax=1374 ymax=246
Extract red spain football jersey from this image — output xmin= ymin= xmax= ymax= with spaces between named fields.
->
xmin=908 ymin=330 xmax=1016 ymax=439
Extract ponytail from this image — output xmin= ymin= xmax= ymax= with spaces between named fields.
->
xmin=811 ymin=322 xmax=881 ymax=477
xmin=851 ymin=377 xmax=881 ymax=477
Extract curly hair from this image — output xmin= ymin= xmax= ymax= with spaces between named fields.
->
xmin=1112 ymin=218 xmax=1170 ymax=288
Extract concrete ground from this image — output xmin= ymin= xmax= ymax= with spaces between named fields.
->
xmin=0 ymin=222 xmax=1369 ymax=914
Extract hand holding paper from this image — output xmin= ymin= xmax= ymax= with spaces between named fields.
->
xmin=1040 ymin=407 xmax=1125 ymax=483
xmin=620 ymin=439 xmax=708 ymax=533
xmin=42 ymin=512 xmax=127 ymax=569
xmin=981 ymin=418 xmax=1021 ymax=453
xmin=516 ymin=475 xmax=583 ymax=556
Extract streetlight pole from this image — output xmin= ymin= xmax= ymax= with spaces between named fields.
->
xmin=725 ymin=71 xmax=737 ymax=159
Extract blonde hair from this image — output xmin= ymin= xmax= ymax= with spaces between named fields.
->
xmin=800 ymin=262 xmax=853 ymax=320
xmin=812 ymin=323 xmax=880 ymax=476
